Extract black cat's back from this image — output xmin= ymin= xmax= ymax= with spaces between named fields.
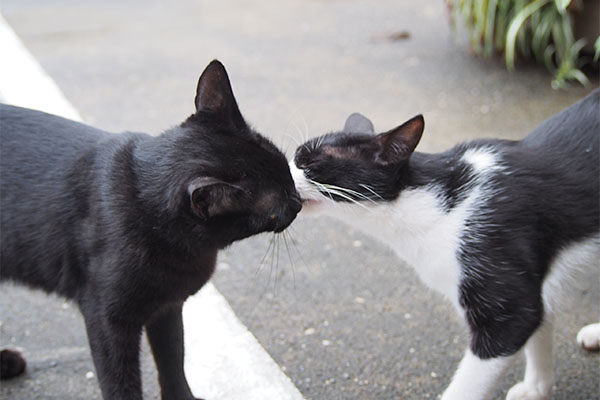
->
xmin=0 ymin=104 xmax=111 ymax=296
xmin=1 ymin=104 xmax=108 ymax=214
xmin=1 ymin=104 xmax=108 ymax=168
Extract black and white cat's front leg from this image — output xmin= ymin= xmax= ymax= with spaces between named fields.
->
xmin=505 ymin=318 xmax=555 ymax=400
xmin=441 ymin=318 xmax=555 ymax=400
xmin=146 ymin=304 xmax=203 ymax=400
xmin=440 ymin=348 xmax=515 ymax=400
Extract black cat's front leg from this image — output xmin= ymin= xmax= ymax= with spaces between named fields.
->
xmin=146 ymin=304 xmax=202 ymax=400
xmin=81 ymin=308 xmax=144 ymax=400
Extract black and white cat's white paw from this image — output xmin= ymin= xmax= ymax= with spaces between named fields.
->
xmin=576 ymin=323 xmax=600 ymax=351
xmin=506 ymin=381 xmax=552 ymax=400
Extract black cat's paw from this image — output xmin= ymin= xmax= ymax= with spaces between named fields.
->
xmin=0 ymin=349 xmax=27 ymax=379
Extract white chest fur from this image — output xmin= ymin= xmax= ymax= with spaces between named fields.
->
xmin=329 ymin=186 xmax=471 ymax=309
xmin=290 ymin=161 xmax=470 ymax=309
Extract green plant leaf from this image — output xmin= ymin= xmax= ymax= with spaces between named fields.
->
xmin=554 ymin=0 xmax=572 ymax=14
xmin=484 ymin=0 xmax=499 ymax=57
xmin=594 ymin=36 xmax=600 ymax=62
xmin=506 ymin=0 xmax=552 ymax=69
xmin=449 ymin=0 xmax=590 ymax=87
xmin=544 ymin=44 xmax=558 ymax=73
xmin=531 ymin=8 xmax=555 ymax=63
xmin=473 ymin=0 xmax=486 ymax=54
xmin=569 ymin=38 xmax=587 ymax=60
xmin=495 ymin=0 xmax=512 ymax=49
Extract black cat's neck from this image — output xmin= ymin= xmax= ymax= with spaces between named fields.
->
xmin=94 ymin=128 xmax=215 ymax=257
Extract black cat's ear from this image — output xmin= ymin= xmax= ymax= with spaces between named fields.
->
xmin=194 ymin=60 xmax=245 ymax=127
xmin=374 ymin=115 xmax=424 ymax=165
xmin=187 ymin=177 xmax=243 ymax=220
xmin=343 ymin=112 xmax=375 ymax=134
xmin=187 ymin=177 xmax=224 ymax=220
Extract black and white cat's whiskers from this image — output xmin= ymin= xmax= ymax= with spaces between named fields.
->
xmin=290 ymin=92 xmax=599 ymax=400
xmin=307 ymin=180 xmax=373 ymax=208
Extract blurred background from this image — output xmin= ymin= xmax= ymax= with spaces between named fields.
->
xmin=1 ymin=0 xmax=598 ymax=399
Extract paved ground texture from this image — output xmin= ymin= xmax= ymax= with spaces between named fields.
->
xmin=1 ymin=1 xmax=599 ymax=400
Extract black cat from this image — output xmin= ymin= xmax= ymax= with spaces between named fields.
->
xmin=0 ymin=60 xmax=302 ymax=400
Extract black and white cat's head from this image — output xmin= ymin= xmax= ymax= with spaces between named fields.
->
xmin=290 ymin=113 xmax=424 ymax=212
xmin=152 ymin=60 xmax=301 ymax=248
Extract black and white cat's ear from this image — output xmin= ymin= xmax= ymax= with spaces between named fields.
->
xmin=343 ymin=112 xmax=375 ymax=134
xmin=374 ymin=115 xmax=424 ymax=165
xmin=194 ymin=60 xmax=245 ymax=126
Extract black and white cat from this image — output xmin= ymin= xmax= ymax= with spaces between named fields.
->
xmin=290 ymin=90 xmax=599 ymax=400
xmin=0 ymin=60 xmax=302 ymax=400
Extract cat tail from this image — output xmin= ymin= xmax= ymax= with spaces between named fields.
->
xmin=0 ymin=349 xmax=26 ymax=379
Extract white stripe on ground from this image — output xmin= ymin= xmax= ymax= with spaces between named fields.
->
xmin=0 ymin=15 xmax=81 ymax=120
xmin=0 ymin=13 xmax=305 ymax=400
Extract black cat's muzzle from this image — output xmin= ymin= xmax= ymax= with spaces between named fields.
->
xmin=272 ymin=192 xmax=302 ymax=233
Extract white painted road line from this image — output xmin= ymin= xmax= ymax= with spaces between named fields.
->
xmin=0 ymin=14 xmax=305 ymax=400
xmin=0 ymin=14 xmax=80 ymax=121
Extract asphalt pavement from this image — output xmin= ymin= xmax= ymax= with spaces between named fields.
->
xmin=1 ymin=1 xmax=599 ymax=399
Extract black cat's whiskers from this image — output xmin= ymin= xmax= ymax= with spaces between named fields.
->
xmin=252 ymin=234 xmax=276 ymax=288
xmin=285 ymin=134 xmax=302 ymax=147
xmin=280 ymin=230 xmax=301 ymax=292
xmin=283 ymin=225 xmax=307 ymax=268
xmin=252 ymin=233 xmax=283 ymax=296
xmin=270 ymin=233 xmax=282 ymax=297
xmin=249 ymin=228 xmax=304 ymax=305
xmin=285 ymin=113 xmax=310 ymax=152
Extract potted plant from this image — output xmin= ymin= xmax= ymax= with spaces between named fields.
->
xmin=447 ymin=0 xmax=600 ymax=88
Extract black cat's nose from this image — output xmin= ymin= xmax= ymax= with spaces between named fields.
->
xmin=289 ymin=192 xmax=302 ymax=214
xmin=272 ymin=192 xmax=302 ymax=233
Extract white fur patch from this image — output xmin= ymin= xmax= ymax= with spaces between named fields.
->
xmin=577 ymin=323 xmax=600 ymax=351
xmin=290 ymin=159 xmax=468 ymax=309
xmin=541 ymin=234 xmax=600 ymax=314
xmin=461 ymin=148 xmax=500 ymax=174
xmin=442 ymin=349 xmax=514 ymax=400
xmin=289 ymin=162 xmax=327 ymax=206
xmin=506 ymin=319 xmax=555 ymax=400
